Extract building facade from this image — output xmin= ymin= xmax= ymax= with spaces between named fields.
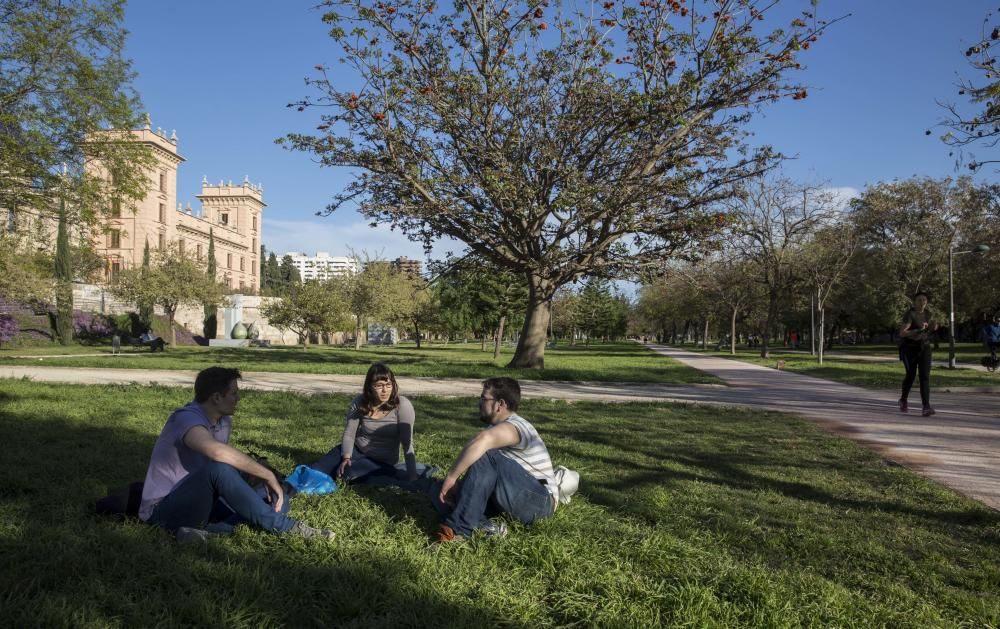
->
xmin=92 ymin=121 xmax=264 ymax=293
xmin=391 ymin=256 xmax=423 ymax=277
xmin=283 ymin=251 xmax=358 ymax=281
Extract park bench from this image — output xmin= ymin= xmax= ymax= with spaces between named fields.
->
xmin=111 ymin=334 xmax=168 ymax=354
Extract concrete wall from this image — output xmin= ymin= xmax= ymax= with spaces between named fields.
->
xmin=72 ymin=283 xmax=350 ymax=345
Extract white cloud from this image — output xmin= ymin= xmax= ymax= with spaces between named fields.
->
xmin=823 ymin=186 xmax=862 ymax=210
xmin=261 ymin=217 xmax=465 ymax=264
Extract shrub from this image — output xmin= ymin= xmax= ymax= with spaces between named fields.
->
xmin=72 ymin=312 xmax=114 ymax=342
xmin=0 ymin=315 xmax=19 ymax=345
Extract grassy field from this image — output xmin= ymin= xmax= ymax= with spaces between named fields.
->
xmin=0 ymin=341 xmax=720 ymax=385
xmin=672 ymin=343 xmax=1000 ymax=389
xmin=1 ymin=380 xmax=998 ymax=627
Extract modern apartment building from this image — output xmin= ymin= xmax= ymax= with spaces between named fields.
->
xmin=283 ymin=251 xmax=358 ymax=281
xmin=391 ymin=256 xmax=423 ymax=277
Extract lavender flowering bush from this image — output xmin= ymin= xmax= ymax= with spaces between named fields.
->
xmin=72 ymin=312 xmax=114 ymax=342
xmin=0 ymin=315 xmax=19 ymax=345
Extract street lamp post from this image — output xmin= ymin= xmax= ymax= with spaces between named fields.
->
xmin=948 ymin=244 xmax=991 ymax=369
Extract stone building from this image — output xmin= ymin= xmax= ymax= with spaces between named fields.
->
xmin=93 ymin=120 xmax=264 ymax=293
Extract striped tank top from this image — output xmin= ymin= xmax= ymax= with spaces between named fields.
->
xmin=500 ymin=415 xmax=558 ymax=503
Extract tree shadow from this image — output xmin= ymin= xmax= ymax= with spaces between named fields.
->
xmin=0 ymin=401 xmax=526 ymax=627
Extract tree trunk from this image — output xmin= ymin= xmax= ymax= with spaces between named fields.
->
xmin=730 ymin=307 xmax=738 ymax=355
xmin=702 ymin=318 xmax=709 ymax=350
xmin=54 ymin=202 xmax=73 ymax=345
xmin=481 ymin=333 xmax=487 ymax=351
xmin=507 ymin=277 xmax=552 ymax=369
xmin=354 ymin=318 xmax=362 ymax=350
xmin=167 ymin=308 xmax=177 ymax=346
xmin=414 ymin=321 xmax=421 ymax=349
xmin=760 ymin=289 xmax=779 ymax=358
xmin=493 ymin=315 xmax=506 ymax=360
xmin=818 ymin=306 xmax=826 ymax=365
xmin=570 ymin=325 xmax=576 ymax=346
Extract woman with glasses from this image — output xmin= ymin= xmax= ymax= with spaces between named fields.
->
xmin=309 ymin=363 xmax=419 ymax=484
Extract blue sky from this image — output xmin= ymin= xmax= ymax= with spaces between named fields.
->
xmin=123 ymin=0 xmax=993 ymax=262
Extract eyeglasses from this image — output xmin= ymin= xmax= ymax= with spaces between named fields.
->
xmin=372 ymin=383 xmax=393 ymax=391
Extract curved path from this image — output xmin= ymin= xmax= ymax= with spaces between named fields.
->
xmin=2 ymin=346 xmax=998 ymax=510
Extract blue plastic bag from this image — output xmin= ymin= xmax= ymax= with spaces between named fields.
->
xmin=286 ymin=465 xmax=337 ymax=495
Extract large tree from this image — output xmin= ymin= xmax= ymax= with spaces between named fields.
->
xmin=937 ymin=9 xmax=1000 ymax=172
xmin=284 ymin=0 xmax=834 ymax=368
xmin=113 ymin=244 xmax=225 ymax=345
xmin=1 ymin=0 xmax=152 ymax=229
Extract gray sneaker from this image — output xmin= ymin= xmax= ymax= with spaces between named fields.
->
xmin=288 ymin=521 xmax=335 ymax=540
xmin=480 ymin=521 xmax=508 ymax=538
xmin=175 ymin=526 xmax=213 ymax=544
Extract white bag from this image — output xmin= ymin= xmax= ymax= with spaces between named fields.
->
xmin=554 ymin=465 xmax=580 ymax=505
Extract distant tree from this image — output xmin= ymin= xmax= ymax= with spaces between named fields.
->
xmin=576 ymin=278 xmax=620 ymax=343
xmin=203 ymin=229 xmax=217 ymax=339
xmin=431 ymin=254 xmax=526 ymax=357
xmin=335 ymin=258 xmax=405 ymax=349
xmin=551 ymin=288 xmax=582 ymax=345
xmin=704 ymin=256 xmax=758 ymax=355
xmin=138 ymin=239 xmax=153 ymax=330
xmin=261 ymin=280 xmax=350 ymax=348
xmin=258 ymin=244 xmax=267 ymax=291
xmin=391 ymin=275 xmax=440 ymax=349
xmin=0 ymin=234 xmax=51 ymax=306
xmin=285 ymin=0 xmax=834 ymax=369
xmin=0 ymin=0 xmax=153 ymax=233
xmin=278 ymin=255 xmax=301 ymax=293
xmin=725 ymin=177 xmax=838 ymax=358
xmin=799 ymin=223 xmax=858 ymax=364
xmin=263 ymin=252 xmax=282 ymax=294
xmin=54 ymin=199 xmax=72 ymax=344
xmin=114 ymin=244 xmax=225 ymax=345
xmin=847 ymin=176 xmax=993 ymax=339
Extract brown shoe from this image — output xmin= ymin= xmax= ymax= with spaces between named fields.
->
xmin=436 ymin=524 xmax=465 ymax=542
xmin=922 ymin=406 xmax=935 ymax=417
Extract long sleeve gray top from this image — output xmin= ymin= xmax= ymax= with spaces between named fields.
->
xmin=341 ymin=394 xmax=417 ymax=478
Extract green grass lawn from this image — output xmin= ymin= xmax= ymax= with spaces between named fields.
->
xmin=0 ymin=341 xmax=720 ymax=385
xmin=673 ymin=343 xmax=1000 ymax=389
xmin=1 ymin=380 xmax=997 ymax=627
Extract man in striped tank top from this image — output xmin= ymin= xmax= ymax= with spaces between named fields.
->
xmin=435 ymin=377 xmax=559 ymax=541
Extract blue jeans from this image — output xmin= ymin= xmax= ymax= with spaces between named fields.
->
xmin=149 ymin=461 xmax=296 ymax=534
xmin=433 ymin=449 xmax=554 ymax=536
xmin=310 ymin=444 xmax=398 ymax=482
xmin=310 ymin=444 xmax=438 ymax=492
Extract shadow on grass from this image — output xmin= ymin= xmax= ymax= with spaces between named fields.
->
xmin=533 ymin=407 xmax=1000 ymax=535
xmin=0 ymin=401 xmax=522 ymax=627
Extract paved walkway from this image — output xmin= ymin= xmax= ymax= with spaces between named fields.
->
xmin=2 ymin=349 xmax=998 ymax=510
xmin=781 ymin=348 xmax=990 ymax=372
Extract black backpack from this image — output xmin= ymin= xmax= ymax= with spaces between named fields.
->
xmin=95 ymin=481 xmax=144 ymax=520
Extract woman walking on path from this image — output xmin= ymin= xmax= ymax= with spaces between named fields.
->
xmin=310 ymin=363 xmax=429 ymax=487
xmin=899 ymin=292 xmax=938 ymax=417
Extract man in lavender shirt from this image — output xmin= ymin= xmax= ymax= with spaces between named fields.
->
xmin=139 ymin=367 xmax=334 ymax=542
